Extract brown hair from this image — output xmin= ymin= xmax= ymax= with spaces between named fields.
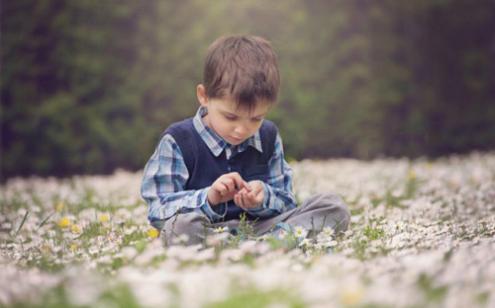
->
xmin=203 ymin=35 xmax=280 ymax=109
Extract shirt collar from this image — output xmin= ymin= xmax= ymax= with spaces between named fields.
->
xmin=192 ymin=106 xmax=263 ymax=157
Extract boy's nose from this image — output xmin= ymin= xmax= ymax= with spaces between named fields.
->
xmin=234 ymin=125 xmax=248 ymax=136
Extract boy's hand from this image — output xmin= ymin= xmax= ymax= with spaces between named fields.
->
xmin=207 ymin=172 xmax=251 ymax=206
xmin=234 ymin=180 xmax=264 ymax=209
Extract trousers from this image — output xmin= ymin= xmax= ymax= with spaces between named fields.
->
xmin=160 ymin=193 xmax=350 ymax=246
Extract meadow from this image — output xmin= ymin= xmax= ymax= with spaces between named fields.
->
xmin=1 ymin=152 xmax=494 ymax=307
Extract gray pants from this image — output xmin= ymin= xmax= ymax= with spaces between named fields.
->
xmin=161 ymin=193 xmax=350 ymax=246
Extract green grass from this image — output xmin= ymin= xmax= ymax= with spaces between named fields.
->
xmin=363 ymin=225 xmax=385 ymax=241
xmin=416 ymin=273 xmax=448 ymax=304
xmin=206 ymin=288 xmax=306 ymax=308
xmin=10 ymin=282 xmax=140 ymax=308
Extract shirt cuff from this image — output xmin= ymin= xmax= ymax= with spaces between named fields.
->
xmin=200 ymin=187 xmax=228 ymax=222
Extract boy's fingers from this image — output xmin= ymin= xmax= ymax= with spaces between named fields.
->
xmin=243 ymin=182 xmax=252 ymax=192
xmin=237 ymin=193 xmax=245 ymax=208
xmin=224 ymin=178 xmax=235 ymax=192
xmin=249 ymin=184 xmax=261 ymax=198
xmin=246 ymin=187 xmax=263 ymax=206
xmin=218 ymin=183 xmax=228 ymax=195
xmin=235 ymin=195 xmax=244 ymax=208
xmin=231 ymin=174 xmax=250 ymax=191
xmin=245 ymin=192 xmax=259 ymax=208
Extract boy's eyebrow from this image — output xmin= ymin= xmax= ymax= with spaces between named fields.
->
xmin=252 ymin=113 xmax=267 ymax=118
xmin=221 ymin=110 xmax=238 ymax=117
xmin=221 ymin=110 xmax=267 ymax=118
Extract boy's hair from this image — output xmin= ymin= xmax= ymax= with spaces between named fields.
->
xmin=203 ymin=35 xmax=280 ymax=109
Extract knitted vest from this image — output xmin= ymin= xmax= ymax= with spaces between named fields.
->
xmin=164 ymin=118 xmax=277 ymax=221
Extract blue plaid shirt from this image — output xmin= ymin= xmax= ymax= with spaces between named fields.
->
xmin=141 ymin=107 xmax=296 ymax=228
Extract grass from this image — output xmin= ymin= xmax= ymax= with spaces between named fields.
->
xmin=416 ymin=273 xmax=449 ymax=304
xmin=1 ymin=153 xmax=494 ymax=307
xmin=10 ymin=282 xmax=140 ymax=308
xmin=206 ymin=288 xmax=306 ymax=308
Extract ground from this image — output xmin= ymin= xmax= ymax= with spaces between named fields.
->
xmin=1 ymin=152 xmax=494 ymax=307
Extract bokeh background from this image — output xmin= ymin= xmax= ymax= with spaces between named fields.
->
xmin=2 ymin=0 xmax=495 ymax=179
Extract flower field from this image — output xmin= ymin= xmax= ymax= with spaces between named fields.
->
xmin=1 ymin=152 xmax=494 ymax=307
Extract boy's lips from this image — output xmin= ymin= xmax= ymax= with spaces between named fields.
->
xmin=229 ymin=136 xmax=244 ymax=143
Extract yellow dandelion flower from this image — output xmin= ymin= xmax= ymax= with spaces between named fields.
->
xmin=70 ymin=243 xmax=78 ymax=252
xmin=147 ymin=228 xmax=159 ymax=239
xmin=213 ymin=226 xmax=229 ymax=233
xmin=98 ymin=213 xmax=110 ymax=223
xmin=58 ymin=217 xmax=71 ymax=228
xmin=71 ymin=224 xmax=81 ymax=234
xmin=55 ymin=201 xmax=65 ymax=213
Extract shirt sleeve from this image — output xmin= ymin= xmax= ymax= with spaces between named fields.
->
xmin=140 ymin=134 xmax=226 ymax=230
xmin=246 ymin=133 xmax=297 ymax=218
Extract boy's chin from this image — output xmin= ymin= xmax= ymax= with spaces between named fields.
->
xmin=225 ymin=136 xmax=246 ymax=145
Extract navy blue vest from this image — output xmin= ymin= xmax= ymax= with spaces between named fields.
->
xmin=164 ymin=118 xmax=278 ymax=221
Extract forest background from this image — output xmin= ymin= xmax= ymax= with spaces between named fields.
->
xmin=2 ymin=0 xmax=494 ymax=178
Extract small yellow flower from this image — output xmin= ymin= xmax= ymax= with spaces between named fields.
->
xmin=70 ymin=243 xmax=78 ymax=252
xmin=71 ymin=224 xmax=82 ymax=234
xmin=147 ymin=228 xmax=159 ymax=239
xmin=213 ymin=226 xmax=229 ymax=233
xmin=98 ymin=213 xmax=110 ymax=223
xmin=55 ymin=201 xmax=65 ymax=213
xmin=58 ymin=217 xmax=71 ymax=228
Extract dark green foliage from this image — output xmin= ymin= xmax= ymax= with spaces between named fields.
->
xmin=2 ymin=0 xmax=494 ymax=178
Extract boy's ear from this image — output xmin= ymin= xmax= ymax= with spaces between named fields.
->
xmin=196 ymin=84 xmax=208 ymax=107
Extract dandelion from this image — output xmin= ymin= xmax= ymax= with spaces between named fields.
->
xmin=70 ymin=243 xmax=78 ymax=252
xmin=213 ymin=226 xmax=229 ymax=233
xmin=294 ymin=226 xmax=308 ymax=239
xmin=147 ymin=228 xmax=159 ymax=239
xmin=71 ymin=224 xmax=82 ymax=234
xmin=58 ymin=217 xmax=71 ymax=228
xmin=98 ymin=213 xmax=110 ymax=223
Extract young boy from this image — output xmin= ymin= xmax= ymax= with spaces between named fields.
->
xmin=141 ymin=35 xmax=350 ymax=245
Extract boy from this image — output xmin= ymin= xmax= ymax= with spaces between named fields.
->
xmin=141 ymin=35 xmax=350 ymax=245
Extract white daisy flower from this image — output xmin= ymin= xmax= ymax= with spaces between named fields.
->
xmin=294 ymin=226 xmax=308 ymax=239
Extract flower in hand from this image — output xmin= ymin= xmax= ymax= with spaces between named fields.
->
xmin=234 ymin=180 xmax=264 ymax=209
xmin=207 ymin=172 xmax=251 ymax=206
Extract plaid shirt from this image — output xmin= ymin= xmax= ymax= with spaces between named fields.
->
xmin=141 ymin=107 xmax=296 ymax=229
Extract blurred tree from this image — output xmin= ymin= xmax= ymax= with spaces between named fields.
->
xmin=1 ymin=0 xmax=494 ymax=178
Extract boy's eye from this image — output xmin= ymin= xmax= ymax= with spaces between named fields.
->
xmin=224 ymin=114 xmax=237 ymax=121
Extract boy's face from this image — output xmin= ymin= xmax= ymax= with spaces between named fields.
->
xmin=197 ymin=85 xmax=271 ymax=146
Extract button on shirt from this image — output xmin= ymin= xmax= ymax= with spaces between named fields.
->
xmin=141 ymin=107 xmax=297 ymax=229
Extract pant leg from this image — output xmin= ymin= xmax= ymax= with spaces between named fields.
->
xmin=252 ymin=192 xmax=351 ymax=236
xmin=284 ymin=193 xmax=350 ymax=234
xmin=160 ymin=210 xmax=240 ymax=246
